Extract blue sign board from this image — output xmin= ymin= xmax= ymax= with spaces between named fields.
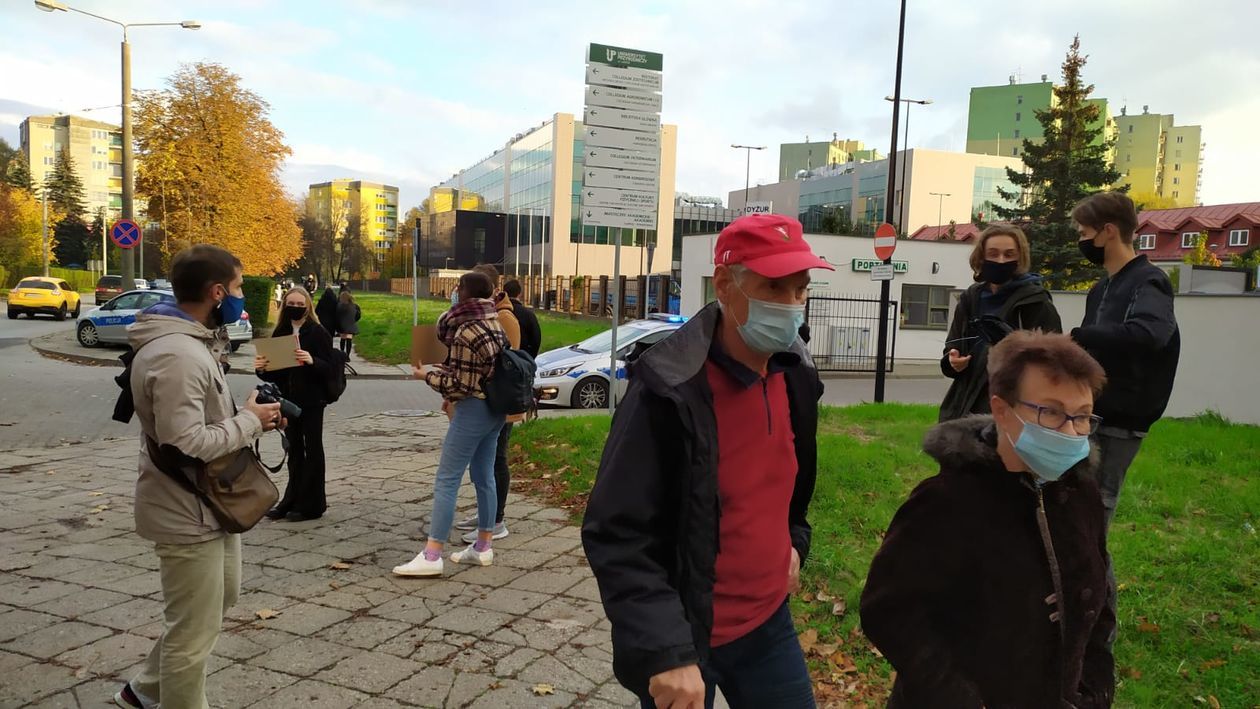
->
xmin=110 ymin=219 xmax=141 ymax=250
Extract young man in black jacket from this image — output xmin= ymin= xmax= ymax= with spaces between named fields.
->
xmin=1070 ymin=191 xmax=1180 ymax=528
xmin=1071 ymin=191 xmax=1180 ymax=648
xmin=505 ymin=279 xmax=541 ymax=358
xmin=583 ymin=214 xmax=831 ymax=709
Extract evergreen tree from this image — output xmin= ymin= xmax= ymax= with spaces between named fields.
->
xmin=3 ymin=158 xmax=35 ymax=194
xmin=43 ymin=147 xmax=87 ymax=219
xmin=0 ymin=138 xmax=17 ymax=179
xmin=53 ymin=215 xmax=92 ymax=266
xmin=994 ymin=36 xmax=1124 ymax=288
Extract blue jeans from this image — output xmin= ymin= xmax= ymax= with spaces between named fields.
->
xmin=427 ymin=397 xmax=503 ymax=544
xmin=640 ymin=601 xmax=815 ymax=709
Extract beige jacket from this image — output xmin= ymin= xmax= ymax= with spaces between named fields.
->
xmin=129 ymin=312 xmax=264 ymax=544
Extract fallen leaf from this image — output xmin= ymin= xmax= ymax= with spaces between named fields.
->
xmin=329 ymin=582 xmax=340 ymax=590
xmin=91 ymin=505 xmax=109 ymax=514
xmin=816 ymin=591 xmax=835 ymax=603
xmin=801 ymin=592 xmax=815 ymax=602
xmin=329 ymin=562 xmax=352 ymax=570
xmin=1121 ymin=666 xmax=1143 ymax=679
xmin=541 ymin=474 xmax=552 ymax=480
xmin=832 ymin=599 xmax=847 ymax=617
xmin=1116 ymin=583 xmax=1128 ymax=592
xmin=1208 ymin=696 xmax=1221 ymax=709
xmin=813 ymin=643 xmax=838 ymax=658
xmin=1137 ymin=621 xmax=1160 ymax=634
xmin=255 ymin=608 xmax=281 ymax=620
xmin=531 ymin=683 xmax=555 ymax=696
xmin=798 ymin=628 xmax=818 ymax=654
xmin=1205 ymin=612 xmax=1221 ymax=625
xmin=88 ymin=491 xmax=104 ymax=497
xmin=1199 ymin=658 xmax=1226 ymax=672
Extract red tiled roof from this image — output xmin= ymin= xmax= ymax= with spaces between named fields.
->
xmin=910 ymin=223 xmax=984 ymax=241
xmin=1136 ymin=202 xmax=1260 ymax=232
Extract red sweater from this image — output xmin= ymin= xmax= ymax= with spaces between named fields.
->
xmin=705 ymin=355 xmax=798 ymax=647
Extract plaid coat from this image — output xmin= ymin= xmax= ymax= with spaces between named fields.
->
xmin=426 ymin=299 xmax=504 ymax=401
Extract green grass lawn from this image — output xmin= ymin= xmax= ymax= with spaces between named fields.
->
xmin=350 ymin=292 xmax=609 ymax=364
xmin=509 ymin=405 xmax=1260 ymax=707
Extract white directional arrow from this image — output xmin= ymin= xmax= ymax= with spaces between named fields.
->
xmin=586 ymin=63 xmax=663 ymax=92
xmin=582 ymin=205 xmax=658 ymax=230
xmin=586 ymin=85 xmax=662 ymax=112
xmin=584 ymin=127 xmax=660 ymax=152
xmin=584 ymin=146 xmax=659 ymax=173
xmin=583 ymin=167 xmax=659 ymax=193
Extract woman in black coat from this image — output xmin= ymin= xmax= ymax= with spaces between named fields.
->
xmin=316 ymin=285 xmax=340 ymax=339
xmin=939 ymin=225 xmax=1061 ymax=422
xmin=335 ymin=289 xmax=361 ymax=359
xmin=862 ymin=331 xmax=1114 ymax=708
xmin=255 ymin=287 xmax=336 ymax=521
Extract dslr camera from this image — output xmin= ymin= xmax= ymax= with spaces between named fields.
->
xmin=255 ymin=382 xmax=302 ymax=420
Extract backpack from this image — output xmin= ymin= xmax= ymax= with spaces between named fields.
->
xmin=325 ymin=348 xmax=354 ymax=404
xmin=476 ymin=324 xmax=537 ymax=416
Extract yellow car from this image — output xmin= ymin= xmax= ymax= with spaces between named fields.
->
xmin=6 ymin=276 xmax=82 ymax=321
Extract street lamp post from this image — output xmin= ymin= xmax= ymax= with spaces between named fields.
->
xmin=930 ymin=192 xmax=951 ymax=234
xmin=34 ymin=1 xmax=200 ymax=286
xmin=884 ymin=96 xmax=932 ymax=231
xmin=731 ymin=145 xmax=767 ymax=210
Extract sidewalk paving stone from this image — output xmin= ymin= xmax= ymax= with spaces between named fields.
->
xmin=0 ymin=413 xmax=644 ymax=708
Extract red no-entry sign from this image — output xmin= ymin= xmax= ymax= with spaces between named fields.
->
xmin=873 ymin=222 xmax=897 ymax=261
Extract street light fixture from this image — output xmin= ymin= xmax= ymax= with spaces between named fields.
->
xmin=731 ymin=144 xmax=767 ymax=211
xmin=929 ymin=192 xmax=952 ymax=236
xmin=33 ymin=0 xmax=200 ymax=285
xmin=884 ymin=96 xmax=932 ymax=231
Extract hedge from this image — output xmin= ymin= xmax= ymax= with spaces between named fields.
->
xmin=0 ymin=264 xmax=8 ymax=290
xmin=49 ymin=268 xmax=96 ymax=292
xmin=241 ymin=276 xmax=273 ymax=331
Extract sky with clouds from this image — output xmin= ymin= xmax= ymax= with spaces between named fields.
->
xmin=2 ymin=0 xmax=1257 ymax=211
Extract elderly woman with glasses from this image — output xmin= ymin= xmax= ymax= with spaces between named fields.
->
xmin=860 ymin=330 xmax=1116 ymax=709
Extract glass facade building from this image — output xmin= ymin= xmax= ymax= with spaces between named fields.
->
xmin=432 ymin=113 xmax=677 ymax=280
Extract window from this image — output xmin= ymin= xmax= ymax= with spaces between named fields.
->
xmin=43 ymin=156 xmax=54 ymax=165
xmin=1126 ymin=154 xmax=1132 ymax=162
xmin=1174 ymin=164 xmax=1181 ymax=171
xmin=1017 ymin=95 xmax=1023 ymax=104
xmin=1012 ymin=147 xmax=1019 ymax=156
xmin=1181 ymin=232 xmax=1199 ymax=248
xmin=1177 ymin=136 xmax=1184 ymax=144
xmin=1173 ymin=177 xmax=1180 ymax=185
xmin=901 ymin=284 xmax=951 ymax=330
xmin=1013 ymin=129 xmax=1021 ymax=138
xmin=1175 ymin=150 xmax=1181 ymax=158
xmin=1173 ymin=191 xmax=1180 ymax=199
xmin=1128 ymin=125 xmax=1134 ymax=134
xmin=1137 ymin=234 xmax=1156 ymax=250
xmin=1230 ymin=229 xmax=1250 ymax=247
xmin=1015 ymin=112 xmax=1022 ymax=122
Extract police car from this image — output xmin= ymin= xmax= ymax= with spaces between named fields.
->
xmin=533 ymin=313 xmax=686 ymax=409
xmin=75 ymin=289 xmax=253 ymax=350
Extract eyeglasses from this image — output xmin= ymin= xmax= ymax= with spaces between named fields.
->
xmin=1017 ymin=401 xmax=1103 ymax=436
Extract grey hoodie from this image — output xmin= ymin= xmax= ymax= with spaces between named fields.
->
xmin=129 ymin=311 xmax=264 ymax=544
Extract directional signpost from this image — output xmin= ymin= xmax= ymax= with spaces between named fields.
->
xmin=110 ymin=219 xmax=142 ymax=250
xmin=581 ymin=42 xmax=663 ymax=414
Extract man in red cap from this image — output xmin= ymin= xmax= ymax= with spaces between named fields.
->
xmin=583 ymin=214 xmax=833 ymax=708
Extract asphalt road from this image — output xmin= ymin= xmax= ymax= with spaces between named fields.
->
xmin=0 ymin=301 xmax=949 ymax=450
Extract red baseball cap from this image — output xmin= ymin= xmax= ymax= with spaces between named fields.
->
xmin=714 ymin=214 xmax=834 ymax=278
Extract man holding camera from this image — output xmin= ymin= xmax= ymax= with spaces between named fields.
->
xmin=114 ymin=245 xmax=284 ymax=709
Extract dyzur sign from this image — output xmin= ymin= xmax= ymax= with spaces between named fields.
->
xmin=580 ymin=43 xmax=663 ymax=232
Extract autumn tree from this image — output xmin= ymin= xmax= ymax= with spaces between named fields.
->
xmin=133 ymin=62 xmax=301 ymax=274
xmin=1184 ymin=232 xmax=1221 ymax=267
xmin=0 ymin=185 xmax=45 ymax=275
xmin=1129 ymin=191 xmax=1178 ymax=212
xmin=995 ymin=36 xmax=1124 ymax=288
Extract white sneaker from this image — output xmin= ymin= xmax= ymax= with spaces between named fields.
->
xmin=392 ymin=551 xmax=444 ymax=577
xmin=461 ymin=522 xmax=509 ymax=544
xmin=449 ymin=543 xmax=494 ymax=566
xmin=453 ymin=514 xmax=479 ymax=531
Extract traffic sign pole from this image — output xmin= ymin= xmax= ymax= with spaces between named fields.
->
xmin=876 ymin=0 xmax=909 ymax=405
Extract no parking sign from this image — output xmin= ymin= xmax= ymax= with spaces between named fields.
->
xmin=110 ymin=219 xmax=141 ymax=250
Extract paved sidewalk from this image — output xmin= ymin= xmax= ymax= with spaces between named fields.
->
xmin=0 ymin=413 xmax=638 ymax=708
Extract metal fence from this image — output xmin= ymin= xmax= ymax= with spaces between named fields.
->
xmin=805 ymin=294 xmax=898 ymax=372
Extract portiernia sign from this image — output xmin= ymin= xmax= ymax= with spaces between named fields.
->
xmin=587 ymin=42 xmax=664 ymax=72
xmin=851 ymin=258 xmax=909 ymax=273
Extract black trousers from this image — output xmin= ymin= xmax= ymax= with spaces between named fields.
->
xmin=493 ymin=422 xmax=513 ymax=524
xmin=278 ymin=403 xmax=327 ymax=517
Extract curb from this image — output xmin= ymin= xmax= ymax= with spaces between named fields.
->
xmin=30 ymin=332 xmax=413 ymax=380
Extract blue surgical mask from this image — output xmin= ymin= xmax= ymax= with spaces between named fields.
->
xmin=734 ymin=283 xmax=805 ymax=354
xmin=215 ymin=292 xmax=246 ymax=325
xmin=1005 ymin=416 xmax=1090 ymax=482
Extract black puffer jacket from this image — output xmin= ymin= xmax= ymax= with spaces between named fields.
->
xmin=861 ymin=416 xmax=1114 ymax=709
xmin=581 ymin=301 xmax=823 ymax=696
xmin=939 ymin=277 xmax=1061 ymax=422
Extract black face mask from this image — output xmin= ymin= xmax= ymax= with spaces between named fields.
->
xmin=1079 ymin=238 xmax=1107 ymax=265
xmin=980 ymin=259 xmax=1019 ymax=285
xmin=283 ymin=305 xmax=307 ymax=322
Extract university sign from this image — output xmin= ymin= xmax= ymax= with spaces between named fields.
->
xmin=851 ymin=258 xmax=909 ymax=273
xmin=587 ymin=42 xmax=664 ymax=72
